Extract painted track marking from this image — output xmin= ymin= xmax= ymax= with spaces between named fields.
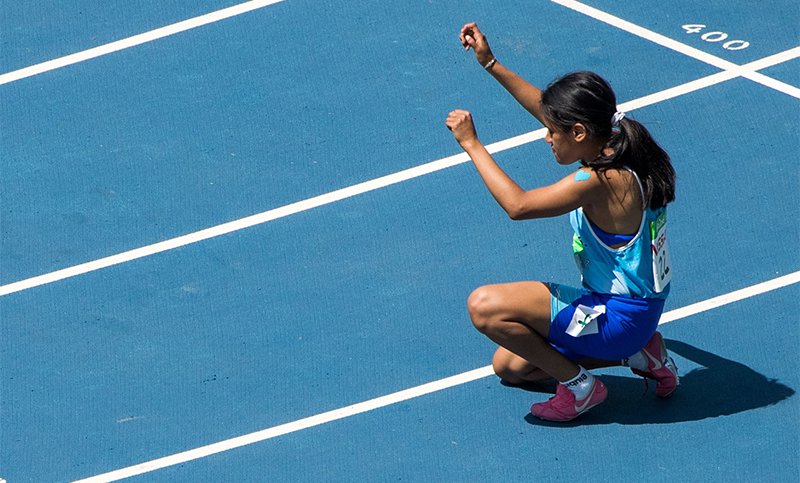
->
xmin=1 ymin=2 xmax=796 ymax=481
xmin=0 ymin=0 xmax=287 ymax=85
xmin=551 ymin=0 xmax=800 ymax=99
xmin=69 ymin=271 xmax=800 ymax=483
xmin=2 ymin=44 xmax=799 ymax=297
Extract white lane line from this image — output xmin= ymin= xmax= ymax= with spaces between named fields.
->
xmin=0 ymin=150 xmax=466 ymax=297
xmin=3 ymin=45 xmax=798 ymax=297
xmin=617 ymin=47 xmax=800 ymax=112
xmin=70 ymin=366 xmax=497 ymax=483
xmin=0 ymin=0 xmax=287 ymax=86
xmin=719 ymin=47 xmax=800 ymax=99
xmin=746 ymin=70 xmax=800 ymax=98
xmin=659 ymin=271 xmax=800 ymax=324
xmin=744 ymin=46 xmax=800 ymax=71
xmin=551 ymin=0 xmax=800 ymax=99
xmin=69 ymin=271 xmax=800 ymax=483
xmin=0 ymin=129 xmax=562 ymax=297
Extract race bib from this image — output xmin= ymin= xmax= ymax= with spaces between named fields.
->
xmin=650 ymin=210 xmax=672 ymax=293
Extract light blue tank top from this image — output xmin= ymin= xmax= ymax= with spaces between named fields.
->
xmin=569 ymin=171 xmax=671 ymax=300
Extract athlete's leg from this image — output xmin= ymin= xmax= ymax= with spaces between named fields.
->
xmin=468 ymin=281 xmax=580 ymax=383
xmin=493 ymin=346 xmax=621 ymax=384
xmin=492 ymin=346 xmax=550 ymax=383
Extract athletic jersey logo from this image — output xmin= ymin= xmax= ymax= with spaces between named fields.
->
xmin=566 ymin=304 xmax=606 ymax=337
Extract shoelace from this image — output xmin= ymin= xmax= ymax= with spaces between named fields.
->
xmin=634 ymin=372 xmax=652 ymax=395
xmin=551 ymin=386 xmax=575 ymax=408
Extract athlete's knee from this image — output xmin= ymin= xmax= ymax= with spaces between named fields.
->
xmin=492 ymin=349 xmax=523 ymax=383
xmin=493 ymin=365 xmax=526 ymax=384
xmin=492 ymin=348 xmax=545 ymax=384
xmin=467 ymin=286 xmax=499 ymax=334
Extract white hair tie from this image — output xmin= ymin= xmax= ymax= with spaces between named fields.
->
xmin=611 ymin=111 xmax=626 ymax=128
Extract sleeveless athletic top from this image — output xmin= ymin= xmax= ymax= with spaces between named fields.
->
xmin=569 ymin=169 xmax=671 ymax=300
xmin=587 ymin=218 xmax=635 ymax=246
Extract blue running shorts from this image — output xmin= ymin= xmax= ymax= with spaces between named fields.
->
xmin=547 ymin=283 xmax=665 ymax=361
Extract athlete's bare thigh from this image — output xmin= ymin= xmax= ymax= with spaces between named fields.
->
xmin=467 ymin=280 xmax=552 ymax=337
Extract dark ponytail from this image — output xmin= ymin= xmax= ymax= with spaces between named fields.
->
xmin=602 ymin=117 xmax=675 ymax=209
xmin=541 ymin=71 xmax=676 ymax=209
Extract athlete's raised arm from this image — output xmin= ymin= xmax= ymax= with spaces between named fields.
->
xmin=460 ymin=22 xmax=547 ymax=126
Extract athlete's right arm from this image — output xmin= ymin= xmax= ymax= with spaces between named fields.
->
xmin=460 ymin=22 xmax=547 ymax=126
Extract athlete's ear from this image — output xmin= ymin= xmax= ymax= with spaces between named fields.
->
xmin=572 ymin=123 xmax=587 ymax=142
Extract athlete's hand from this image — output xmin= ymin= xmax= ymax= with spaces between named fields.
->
xmin=446 ymin=109 xmax=480 ymax=148
xmin=460 ymin=22 xmax=494 ymax=66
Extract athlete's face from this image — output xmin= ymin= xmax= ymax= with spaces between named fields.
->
xmin=544 ymin=123 xmax=584 ymax=165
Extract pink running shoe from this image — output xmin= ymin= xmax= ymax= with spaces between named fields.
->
xmin=632 ymin=331 xmax=680 ymax=397
xmin=530 ymin=377 xmax=607 ymax=422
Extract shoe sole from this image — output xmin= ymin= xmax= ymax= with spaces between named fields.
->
xmin=532 ymin=400 xmax=604 ymax=422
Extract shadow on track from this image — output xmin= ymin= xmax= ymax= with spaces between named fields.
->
xmin=522 ymin=340 xmax=796 ymax=426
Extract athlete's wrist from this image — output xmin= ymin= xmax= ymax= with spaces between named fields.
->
xmin=459 ymin=137 xmax=484 ymax=152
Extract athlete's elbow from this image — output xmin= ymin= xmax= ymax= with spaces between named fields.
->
xmin=502 ymin=194 xmax=538 ymax=220
xmin=507 ymin=209 xmax=526 ymax=221
xmin=505 ymin=204 xmax=532 ymax=220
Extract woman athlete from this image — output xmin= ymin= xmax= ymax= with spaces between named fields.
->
xmin=446 ymin=23 xmax=679 ymax=422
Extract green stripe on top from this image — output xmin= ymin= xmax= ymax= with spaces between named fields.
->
xmin=650 ymin=209 xmax=667 ymax=240
xmin=572 ymin=233 xmax=585 ymax=254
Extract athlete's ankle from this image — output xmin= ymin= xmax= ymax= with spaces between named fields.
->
xmin=621 ymin=351 xmax=647 ymax=371
xmin=562 ymin=366 xmax=594 ymax=400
